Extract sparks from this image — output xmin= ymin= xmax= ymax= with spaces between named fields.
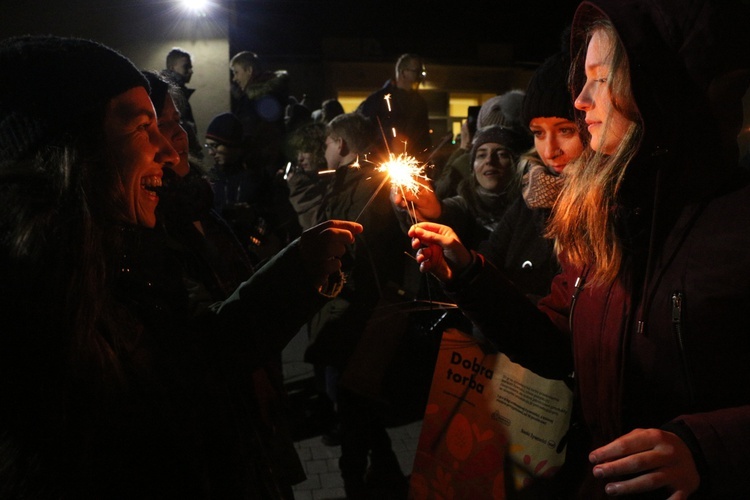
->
xmin=377 ymin=152 xmax=430 ymax=196
xmin=384 ymin=93 xmax=392 ymax=112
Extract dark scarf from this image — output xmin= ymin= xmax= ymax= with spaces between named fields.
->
xmin=458 ymin=177 xmax=511 ymax=229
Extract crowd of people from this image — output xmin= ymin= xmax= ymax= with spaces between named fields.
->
xmin=1 ymin=0 xmax=750 ymax=498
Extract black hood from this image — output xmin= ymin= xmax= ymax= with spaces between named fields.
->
xmin=571 ymin=0 xmax=750 ymax=174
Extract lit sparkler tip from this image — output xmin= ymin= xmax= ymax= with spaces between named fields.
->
xmin=376 ymin=152 xmax=430 ymax=196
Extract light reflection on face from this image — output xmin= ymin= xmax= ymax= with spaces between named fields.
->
xmin=103 ymin=86 xmax=179 ymax=228
xmin=574 ymin=29 xmax=633 ymax=155
xmin=158 ymin=95 xmax=190 ymax=178
xmin=528 ymin=117 xmax=584 ymax=174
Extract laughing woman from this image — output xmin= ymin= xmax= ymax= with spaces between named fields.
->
xmin=0 ymin=36 xmax=360 ymax=498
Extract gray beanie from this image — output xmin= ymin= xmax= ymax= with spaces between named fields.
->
xmin=470 ymin=125 xmax=529 ymax=165
xmin=0 ymin=35 xmax=148 ymax=166
xmin=478 ymin=90 xmax=525 ymax=129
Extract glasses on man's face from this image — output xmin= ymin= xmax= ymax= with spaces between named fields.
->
xmin=405 ymin=68 xmax=426 ymax=80
xmin=204 ymin=142 xmax=224 ymax=153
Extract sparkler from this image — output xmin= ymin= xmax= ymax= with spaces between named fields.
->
xmin=354 ymin=150 xmax=431 ymax=224
xmin=354 ymin=94 xmax=432 ymax=223
xmin=377 ymin=151 xmax=429 ymax=197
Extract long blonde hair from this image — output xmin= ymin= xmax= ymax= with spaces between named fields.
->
xmin=546 ymin=18 xmax=643 ymax=286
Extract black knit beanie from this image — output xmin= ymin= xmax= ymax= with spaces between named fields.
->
xmin=142 ymin=70 xmax=171 ymax=118
xmin=470 ymin=124 xmax=529 ymax=165
xmin=0 ymin=35 xmax=148 ymax=166
xmin=206 ymin=112 xmax=243 ymax=146
xmin=521 ymin=51 xmax=575 ymax=127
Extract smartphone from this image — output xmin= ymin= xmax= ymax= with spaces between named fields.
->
xmin=467 ymin=105 xmax=481 ymax=136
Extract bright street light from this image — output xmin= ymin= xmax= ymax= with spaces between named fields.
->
xmin=179 ymin=0 xmax=210 ymax=16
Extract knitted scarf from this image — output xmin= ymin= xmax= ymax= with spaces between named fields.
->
xmin=522 ymin=162 xmax=565 ymax=209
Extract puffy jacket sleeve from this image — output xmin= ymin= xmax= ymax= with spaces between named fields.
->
xmin=205 ymin=238 xmax=333 ymax=367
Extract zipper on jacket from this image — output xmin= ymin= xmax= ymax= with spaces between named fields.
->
xmin=671 ymin=291 xmax=695 ymax=407
xmin=568 ymin=274 xmax=586 ymax=381
xmin=569 ymin=275 xmax=585 ymax=334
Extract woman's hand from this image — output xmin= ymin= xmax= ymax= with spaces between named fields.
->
xmin=391 ymin=184 xmax=442 ymax=221
xmin=299 ymin=220 xmax=362 ymax=289
xmin=407 ymin=222 xmax=472 ymax=283
xmin=590 ymin=428 xmax=700 ymax=499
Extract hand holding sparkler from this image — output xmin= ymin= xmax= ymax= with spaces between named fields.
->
xmin=376 ymin=151 xmax=433 ymax=224
xmin=390 ymin=181 xmax=441 ymax=222
xmin=408 ymin=222 xmax=472 ymax=283
xmin=354 ymin=151 xmax=432 ymax=224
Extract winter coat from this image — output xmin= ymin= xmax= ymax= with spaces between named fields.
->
xmin=160 ymin=69 xmax=201 ymax=156
xmin=300 ymin=161 xmax=409 ymax=369
xmin=209 ymin=162 xmax=300 ymax=265
xmin=233 ymin=69 xmax=290 ymax=172
xmin=443 ymin=0 xmax=750 ymax=497
xmin=0 ymin=226 xmax=332 ymax=499
xmin=478 ymin=156 xmax=564 ymax=302
xmin=158 ymin=168 xmax=306 ymax=493
xmin=436 ymin=174 xmax=515 ymax=252
xmin=357 ymin=80 xmax=431 ymax=160
xmin=286 ymin=169 xmax=328 ymax=231
xmin=478 ymin=196 xmax=558 ymax=303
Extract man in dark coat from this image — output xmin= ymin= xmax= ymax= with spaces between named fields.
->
xmin=357 ymin=53 xmax=432 ymax=161
xmin=161 ymin=47 xmax=202 ymax=157
xmin=230 ymin=50 xmax=290 ymax=177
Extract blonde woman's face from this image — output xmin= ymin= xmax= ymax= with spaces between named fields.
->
xmin=529 ymin=117 xmax=584 ymax=174
xmin=574 ymin=29 xmax=633 ymax=155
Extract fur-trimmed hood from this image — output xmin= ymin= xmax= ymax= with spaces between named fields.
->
xmin=244 ymin=69 xmax=290 ymax=101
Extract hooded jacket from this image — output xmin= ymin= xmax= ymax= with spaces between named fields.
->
xmin=233 ymin=69 xmax=290 ymax=172
xmin=444 ymin=0 xmax=750 ymax=497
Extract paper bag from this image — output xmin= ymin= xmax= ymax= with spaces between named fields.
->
xmin=409 ymin=328 xmax=573 ymax=498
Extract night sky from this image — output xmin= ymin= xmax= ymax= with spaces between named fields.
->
xmin=229 ymin=0 xmax=581 ymax=65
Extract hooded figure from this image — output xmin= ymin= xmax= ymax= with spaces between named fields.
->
xmin=407 ymin=0 xmax=750 ymax=498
